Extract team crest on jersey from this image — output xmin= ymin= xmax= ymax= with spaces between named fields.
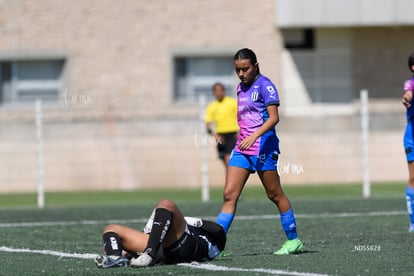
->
xmin=251 ymin=91 xmax=259 ymax=101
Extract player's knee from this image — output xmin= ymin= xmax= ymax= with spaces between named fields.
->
xmin=266 ymin=191 xmax=285 ymax=204
xmin=156 ymin=198 xmax=176 ymax=211
xmin=222 ymin=190 xmax=239 ymax=203
xmin=409 ymin=176 xmax=414 ymax=188
xmin=267 ymin=194 xmax=279 ymax=204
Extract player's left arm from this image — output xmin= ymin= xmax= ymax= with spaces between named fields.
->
xmin=184 ymin=217 xmax=226 ymax=254
xmin=199 ymin=220 xmax=226 ymax=252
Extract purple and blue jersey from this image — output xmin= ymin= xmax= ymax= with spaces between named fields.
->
xmin=404 ymin=76 xmax=414 ymax=120
xmin=234 ymin=74 xmax=280 ymax=156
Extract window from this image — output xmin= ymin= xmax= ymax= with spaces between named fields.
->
xmin=0 ymin=59 xmax=65 ymax=105
xmin=293 ymin=50 xmax=353 ymax=103
xmin=282 ymin=28 xmax=353 ymax=104
xmin=283 ymin=28 xmax=315 ymax=50
xmin=174 ymin=56 xmax=236 ymax=102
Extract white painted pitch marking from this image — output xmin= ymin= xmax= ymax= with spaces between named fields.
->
xmin=0 ymin=246 xmax=98 ymax=260
xmin=0 ymin=218 xmax=148 ymax=228
xmin=0 ymin=246 xmax=328 ymax=276
xmin=0 ymin=210 xmax=405 ymax=228
xmin=179 ymin=263 xmax=329 ymax=276
xmin=236 ymin=210 xmax=406 ymax=220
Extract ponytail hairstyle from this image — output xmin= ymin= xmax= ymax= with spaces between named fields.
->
xmin=234 ymin=48 xmax=260 ymax=74
xmin=408 ymin=52 xmax=414 ymax=73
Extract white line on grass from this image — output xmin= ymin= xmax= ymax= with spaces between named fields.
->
xmin=0 ymin=210 xmax=405 ymax=228
xmin=0 ymin=218 xmax=148 ymax=228
xmin=0 ymin=246 xmax=328 ymax=276
xmin=0 ymin=246 xmax=98 ymax=260
xmin=237 ymin=210 xmax=406 ymax=220
xmin=179 ymin=262 xmax=329 ymax=276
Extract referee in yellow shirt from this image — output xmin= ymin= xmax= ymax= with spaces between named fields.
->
xmin=205 ymin=83 xmax=239 ymax=169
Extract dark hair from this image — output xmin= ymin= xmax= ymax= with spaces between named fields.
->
xmin=212 ymin=82 xmax=225 ymax=91
xmin=409 ymin=52 xmax=414 ymax=73
xmin=234 ymin=48 xmax=260 ymax=73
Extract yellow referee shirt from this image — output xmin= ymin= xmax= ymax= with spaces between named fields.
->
xmin=205 ymin=96 xmax=238 ymax=134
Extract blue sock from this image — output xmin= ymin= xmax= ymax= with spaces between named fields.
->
xmin=216 ymin=212 xmax=235 ymax=233
xmin=280 ymin=208 xmax=298 ymax=240
xmin=406 ymin=186 xmax=414 ymax=226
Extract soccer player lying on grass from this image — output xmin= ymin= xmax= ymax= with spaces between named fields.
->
xmin=95 ymin=198 xmax=226 ymax=268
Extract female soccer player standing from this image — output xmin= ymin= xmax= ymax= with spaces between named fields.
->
xmin=215 ymin=48 xmax=303 ymax=254
xmin=402 ymin=52 xmax=414 ymax=233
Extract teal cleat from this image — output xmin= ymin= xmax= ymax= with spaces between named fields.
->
xmin=94 ymin=255 xmax=129 ymax=268
xmin=273 ymin=238 xmax=304 ymax=255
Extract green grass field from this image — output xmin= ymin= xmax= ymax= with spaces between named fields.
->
xmin=0 ymin=183 xmax=412 ymax=275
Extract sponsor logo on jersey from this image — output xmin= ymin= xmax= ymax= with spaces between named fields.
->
xmin=266 ymin=85 xmax=275 ymax=93
xmin=267 ymin=85 xmax=277 ymax=99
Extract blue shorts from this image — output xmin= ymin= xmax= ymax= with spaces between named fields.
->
xmin=228 ymin=150 xmax=278 ymax=173
xmin=404 ymin=120 xmax=414 ymax=162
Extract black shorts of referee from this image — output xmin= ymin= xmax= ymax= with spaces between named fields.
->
xmin=216 ymin=132 xmax=237 ymax=160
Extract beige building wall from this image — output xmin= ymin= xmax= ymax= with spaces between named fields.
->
xmin=0 ymin=0 xmax=280 ymax=120
xmin=0 ymin=0 xmax=280 ymax=192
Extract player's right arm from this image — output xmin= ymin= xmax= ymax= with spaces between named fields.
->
xmin=205 ymin=121 xmax=213 ymax=135
xmin=403 ymin=90 xmax=412 ymax=108
xmin=403 ymin=79 xmax=414 ymax=108
xmin=204 ymin=104 xmax=224 ymax=144
xmin=205 ymin=103 xmax=214 ymax=134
